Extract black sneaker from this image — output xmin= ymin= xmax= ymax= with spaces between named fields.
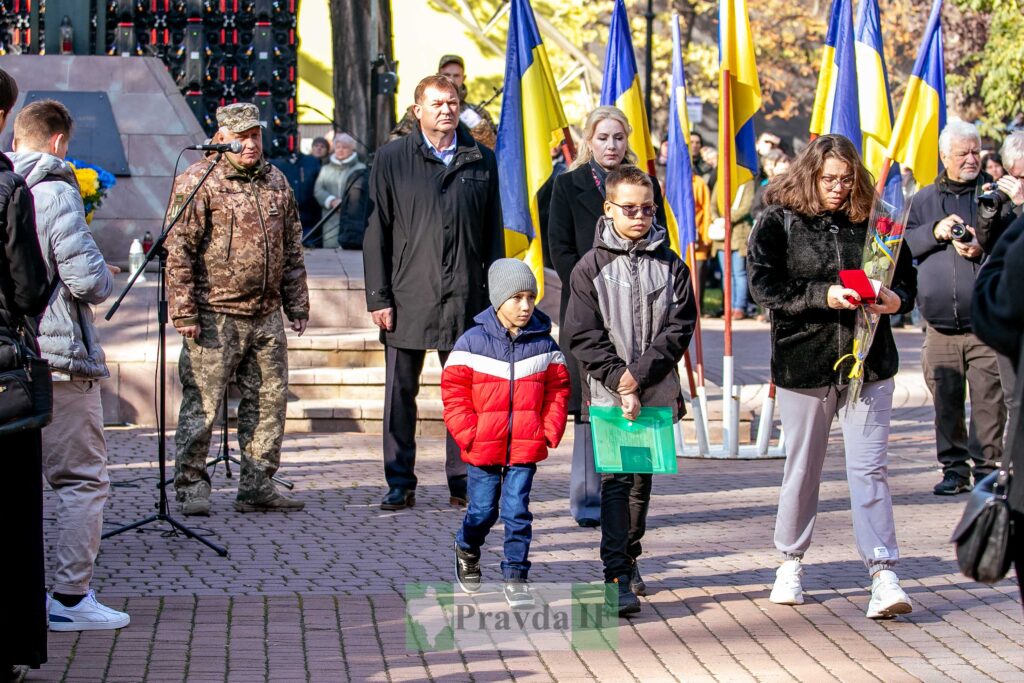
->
xmin=933 ymin=472 xmax=972 ymax=496
xmin=503 ymin=580 xmax=535 ymax=610
xmin=612 ymin=575 xmax=641 ymax=616
xmin=454 ymin=541 xmax=481 ymax=593
xmin=629 ymin=562 xmax=647 ymax=596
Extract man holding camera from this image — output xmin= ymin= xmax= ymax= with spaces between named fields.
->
xmin=975 ymin=132 xmax=1024 ymax=253
xmin=975 ymin=131 xmax=1024 ymax=428
xmin=906 ymin=120 xmax=1006 ymax=496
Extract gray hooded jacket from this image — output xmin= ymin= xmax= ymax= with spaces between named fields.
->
xmin=565 ymin=217 xmax=697 ymax=419
xmin=11 ymin=151 xmax=113 ymax=379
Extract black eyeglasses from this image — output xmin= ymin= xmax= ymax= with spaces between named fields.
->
xmin=607 ymin=201 xmax=656 ymax=218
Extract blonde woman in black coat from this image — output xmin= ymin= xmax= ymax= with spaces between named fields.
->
xmin=547 ymin=106 xmax=666 ymax=526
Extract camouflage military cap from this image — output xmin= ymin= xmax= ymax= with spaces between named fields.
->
xmin=216 ymin=102 xmax=264 ymax=133
xmin=438 ymin=54 xmax=464 ymax=71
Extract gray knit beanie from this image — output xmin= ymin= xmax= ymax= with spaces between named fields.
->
xmin=488 ymin=258 xmax=537 ymax=310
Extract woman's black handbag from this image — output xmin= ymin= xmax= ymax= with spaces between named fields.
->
xmin=0 ymin=311 xmax=53 ymax=436
xmin=951 ymin=469 xmax=1013 ymax=583
xmin=950 ymin=343 xmax=1021 ymax=584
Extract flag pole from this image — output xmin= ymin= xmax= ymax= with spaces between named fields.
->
xmin=561 ymin=127 xmax=577 ymax=161
xmin=682 ymin=349 xmax=710 ymax=455
xmin=874 ymin=157 xmax=893 ymax=195
xmin=687 ymin=241 xmax=710 ymax=453
xmin=720 ymin=67 xmax=739 ymax=457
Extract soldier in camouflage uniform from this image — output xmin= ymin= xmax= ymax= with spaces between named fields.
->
xmin=166 ymin=102 xmax=310 ymax=516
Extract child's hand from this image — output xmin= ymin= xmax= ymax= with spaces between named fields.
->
xmin=621 ymin=393 xmax=641 ymax=421
xmin=618 ymin=369 xmax=639 ymax=395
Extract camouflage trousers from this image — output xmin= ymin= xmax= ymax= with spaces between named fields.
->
xmin=175 ymin=310 xmax=288 ymax=504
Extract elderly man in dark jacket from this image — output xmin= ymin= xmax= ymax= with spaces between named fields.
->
xmin=905 ymin=120 xmax=1006 ymax=496
xmin=974 ymin=131 xmax=1024 ymax=428
xmin=364 ymin=74 xmax=503 ymax=510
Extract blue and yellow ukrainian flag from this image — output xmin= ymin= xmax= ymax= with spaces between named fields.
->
xmin=666 ymin=12 xmax=697 ymax=258
xmin=495 ymin=0 xmax=569 ymax=302
xmin=887 ymin=0 xmax=946 ymax=186
xmin=599 ymin=0 xmax=657 ymax=174
xmin=600 ymin=0 xmax=680 ymax=254
xmin=717 ymin=0 xmax=762 ymax=214
xmin=810 ymin=0 xmax=861 ymax=151
xmin=854 ymin=0 xmax=896 ymax=182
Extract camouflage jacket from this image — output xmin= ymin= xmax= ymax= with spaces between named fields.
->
xmin=166 ymin=157 xmax=309 ymax=326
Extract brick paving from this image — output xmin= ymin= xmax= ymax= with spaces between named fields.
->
xmin=29 ymin=324 xmax=1023 ymax=682
xmin=30 ymin=415 xmax=1022 ymax=682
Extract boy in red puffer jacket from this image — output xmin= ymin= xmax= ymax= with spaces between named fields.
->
xmin=443 ymin=258 xmax=571 ymax=609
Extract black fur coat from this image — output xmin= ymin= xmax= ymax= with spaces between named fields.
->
xmin=747 ymin=205 xmax=917 ymax=389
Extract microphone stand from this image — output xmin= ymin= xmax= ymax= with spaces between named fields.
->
xmin=102 ymin=152 xmax=228 ymax=557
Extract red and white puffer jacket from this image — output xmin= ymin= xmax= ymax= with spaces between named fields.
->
xmin=442 ymin=307 xmax=570 ymax=467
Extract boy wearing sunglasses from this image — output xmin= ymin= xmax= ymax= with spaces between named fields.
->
xmin=564 ymin=165 xmax=697 ymax=616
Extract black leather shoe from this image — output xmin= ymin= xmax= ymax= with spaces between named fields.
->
xmin=933 ymin=472 xmax=972 ymax=496
xmin=381 ymin=487 xmax=415 ymax=510
xmin=576 ymin=518 xmax=600 ymax=528
xmin=612 ymin=575 xmax=641 ymax=616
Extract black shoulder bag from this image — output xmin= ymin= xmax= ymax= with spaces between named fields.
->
xmin=950 ymin=343 xmax=1021 ymax=583
xmin=0 ymin=308 xmax=53 ymax=436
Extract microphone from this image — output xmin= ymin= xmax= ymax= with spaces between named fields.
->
xmin=185 ymin=141 xmax=243 ymax=153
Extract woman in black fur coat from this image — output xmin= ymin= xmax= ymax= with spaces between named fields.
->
xmin=747 ymin=134 xmax=918 ymax=620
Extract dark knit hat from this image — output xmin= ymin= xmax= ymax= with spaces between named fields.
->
xmin=488 ymin=258 xmax=537 ymax=310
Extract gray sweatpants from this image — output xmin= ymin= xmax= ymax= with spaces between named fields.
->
xmin=42 ymin=380 xmax=110 ymax=595
xmin=774 ymin=379 xmax=899 ymax=576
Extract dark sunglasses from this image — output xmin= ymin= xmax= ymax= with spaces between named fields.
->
xmin=607 ymin=200 xmax=656 ymax=218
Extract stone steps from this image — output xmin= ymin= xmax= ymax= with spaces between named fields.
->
xmin=286 ymin=366 xmax=442 ymax=400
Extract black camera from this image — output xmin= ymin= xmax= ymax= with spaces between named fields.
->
xmin=978 ymin=187 xmax=1011 ymax=209
xmin=950 ymin=221 xmax=973 ymax=243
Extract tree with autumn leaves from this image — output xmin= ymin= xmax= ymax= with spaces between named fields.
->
xmin=424 ymin=0 xmax=1022 ymax=147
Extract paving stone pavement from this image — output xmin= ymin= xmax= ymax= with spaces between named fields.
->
xmin=31 ymin=403 xmax=1022 ymax=683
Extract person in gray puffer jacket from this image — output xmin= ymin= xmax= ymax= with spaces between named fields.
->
xmin=565 ymin=165 xmax=697 ymax=616
xmin=10 ymin=99 xmax=129 ymax=632
xmin=11 ymin=158 xmax=112 ymax=377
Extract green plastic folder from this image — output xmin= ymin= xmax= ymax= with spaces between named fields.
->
xmin=588 ymin=406 xmax=678 ymax=474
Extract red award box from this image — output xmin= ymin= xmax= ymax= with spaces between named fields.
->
xmin=839 ymin=269 xmax=879 ymax=306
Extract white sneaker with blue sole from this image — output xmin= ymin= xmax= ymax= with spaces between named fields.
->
xmin=48 ymin=590 xmax=130 ymax=631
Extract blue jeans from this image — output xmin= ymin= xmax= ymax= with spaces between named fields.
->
xmin=718 ymin=249 xmax=749 ymax=311
xmin=456 ymin=464 xmax=536 ymax=580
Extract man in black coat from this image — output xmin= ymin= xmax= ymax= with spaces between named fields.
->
xmin=363 ymin=74 xmax=504 ymax=510
xmin=905 ymin=120 xmax=1006 ymax=496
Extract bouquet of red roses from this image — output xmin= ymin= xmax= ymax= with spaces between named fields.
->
xmin=835 ymin=176 xmax=915 ymax=408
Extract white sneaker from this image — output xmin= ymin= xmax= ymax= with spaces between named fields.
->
xmin=48 ymin=590 xmax=130 ymax=632
xmin=769 ymin=559 xmax=804 ymax=605
xmin=866 ymin=570 xmax=912 ymax=619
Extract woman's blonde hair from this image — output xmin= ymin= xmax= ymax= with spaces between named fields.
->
xmin=570 ymin=105 xmax=638 ymax=170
